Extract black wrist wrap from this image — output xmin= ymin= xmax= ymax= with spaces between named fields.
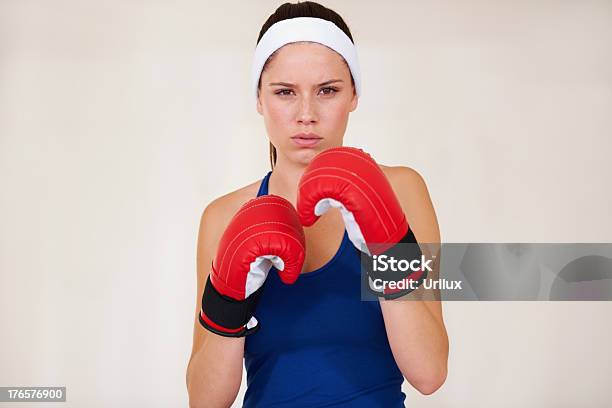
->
xmin=365 ymin=228 xmax=428 ymax=300
xmin=199 ymin=275 xmax=264 ymax=337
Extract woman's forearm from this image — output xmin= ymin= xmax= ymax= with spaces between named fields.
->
xmin=186 ymin=333 xmax=245 ymax=408
xmin=379 ymin=299 xmax=449 ymax=395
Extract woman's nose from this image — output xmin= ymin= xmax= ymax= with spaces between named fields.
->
xmin=296 ymin=95 xmax=318 ymax=124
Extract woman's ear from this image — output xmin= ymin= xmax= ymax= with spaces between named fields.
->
xmin=256 ymin=94 xmax=263 ymax=115
xmin=350 ymin=91 xmax=358 ymax=112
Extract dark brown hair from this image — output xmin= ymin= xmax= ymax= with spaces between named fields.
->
xmin=256 ymin=1 xmax=355 ymax=170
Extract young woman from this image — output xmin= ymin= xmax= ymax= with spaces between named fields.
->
xmin=187 ymin=2 xmax=448 ymax=407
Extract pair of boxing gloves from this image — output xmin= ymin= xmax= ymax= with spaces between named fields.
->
xmin=199 ymin=147 xmax=427 ymax=337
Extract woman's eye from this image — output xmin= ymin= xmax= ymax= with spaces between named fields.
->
xmin=275 ymin=89 xmax=294 ymax=96
xmin=320 ymin=87 xmax=338 ymax=95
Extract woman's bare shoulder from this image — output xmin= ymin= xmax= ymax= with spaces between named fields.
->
xmin=379 ymin=164 xmax=428 ymax=197
xmin=380 ymin=164 xmax=422 ymax=183
xmin=199 ymin=178 xmax=263 ymax=237
xmin=379 ymin=164 xmax=440 ymax=243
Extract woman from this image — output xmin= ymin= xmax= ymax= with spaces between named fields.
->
xmin=187 ymin=2 xmax=448 ymax=407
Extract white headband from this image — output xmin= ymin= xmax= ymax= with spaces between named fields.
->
xmin=252 ymin=17 xmax=361 ymax=100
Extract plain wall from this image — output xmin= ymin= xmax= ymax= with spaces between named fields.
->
xmin=1 ymin=0 xmax=611 ymax=407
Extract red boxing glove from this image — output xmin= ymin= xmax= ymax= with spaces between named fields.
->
xmin=200 ymin=194 xmax=306 ymax=337
xmin=297 ymin=146 xmax=425 ymax=299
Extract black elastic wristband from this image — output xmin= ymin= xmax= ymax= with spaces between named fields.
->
xmin=381 ymin=267 xmax=428 ymax=300
xmin=199 ymin=275 xmax=264 ymax=335
xmin=365 ymin=228 xmax=427 ymax=299
xmin=198 ymin=312 xmax=260 ymax=338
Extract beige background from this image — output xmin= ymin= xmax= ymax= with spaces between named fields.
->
xmin=1 ymin=0 xmax=611 ymax=407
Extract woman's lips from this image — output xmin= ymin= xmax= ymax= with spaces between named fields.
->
xmin=291 ymin=133 xmax=322 ymax=147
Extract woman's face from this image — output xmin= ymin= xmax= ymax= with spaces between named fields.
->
xmin=257 ymin=41 xmax=358 ymax=166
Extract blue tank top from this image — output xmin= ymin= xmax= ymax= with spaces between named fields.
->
xmin=243 ymin=171 xmax=406 ymax=407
